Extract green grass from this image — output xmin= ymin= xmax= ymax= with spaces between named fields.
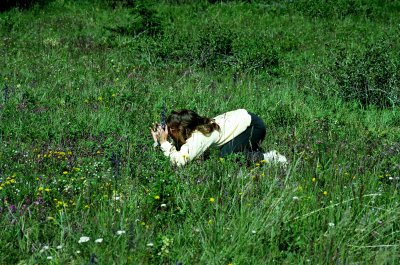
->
xmin=1 ymin=0 xmax=400 ymax=264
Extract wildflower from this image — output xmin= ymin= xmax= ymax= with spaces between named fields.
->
xmin=84 ymin=100 xmax=88 ymax=103
xmin=252 ymin=230 xmax=256 ymax=234
xmin=97 ymin=151 xmax=100 ymax=154
xmin=116 ymin=230 xmax=126 ymax=235
xmin=85 ymin=205 xmax=89 ymax=208
xmin=47 ymin=256 xmax=53 ymax=260
xmin=323 ymin=191 xmax=327 ymax=195
xmin=147 ymin=243 xmax=154 ymax=247
xmin=298 ymin=186 xmax=303 ymax=191
xmin=312 ymin=178 xmax=316 ymax=182
xmin=78 ymin=236 xmax=90 ymax=243
xmin=208 ymin=219 xmax=212 ymax=224
xmin=209 ymin=198 xmax=215 ymax=202
xmin=98 ymin=97 xmax=102 ymax=101
xmin=40 ymin=246 xmax=49 ymax=253
xmin=45 ymin=188 xmax=51 ymax=192
xmin=112 ymin=94 xmax=116 ymax=97
xmin=56 ymin=245 xmax=62 ymax=249
xmin=141 ymin=222 xmax=146 ymax=226
xmin=292 ymin=196 xmax=300 ymax=201
xmin=95 ymin=238 xmax=103 ymax=243
xmin=38 ymin=187 xmax=43 ymax=191
xmin=161 ymin=203 xmax=167 ymax=207
xmin=219 ymin=158 xmax=224 ymax=162
xmin=48 ymin=217 xmax=54 ymax=221
xmin=10 ymin=179 xmax=15 ymax=183
xmin=328 ymin=222 xmax=335 ymax=227
xmin=176 ymin=206 xmax=181 ymax=210
xmin=145 ymin=225 xmax=149 ymax=229
xmin=63 ymin=171 xmax=68 ymax=175
xmin=155 ymin=195 xmax=160 ymax=200
xmin=260 ymin=160 xmax=266 ymax=163
xmin=238 ymin=192 xmax=242 ymax=195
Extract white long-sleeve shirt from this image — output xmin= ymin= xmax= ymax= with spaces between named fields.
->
xmin=160 ymin=109 xmax=252 ymax=167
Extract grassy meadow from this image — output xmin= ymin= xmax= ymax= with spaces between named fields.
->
xmin=1 ymin=0 xmax=400 ymax=264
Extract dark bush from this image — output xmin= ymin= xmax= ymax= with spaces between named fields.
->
xmin=330 ymin=41 xmax=400 ymax=108
xmin=232 ymin=35 xmax=279 ymax=74
xmin=106 ymin=2 xmax=165 ymax=37
xmin=292 ymin=0 xmax=382 ymax=18
xmin=197 ymin=24 xmax=234 ymax=68
xmin=267 ymin=101 xmax=299 ymax=127
xmin=0 ymin=0 xmax=54 ymax=12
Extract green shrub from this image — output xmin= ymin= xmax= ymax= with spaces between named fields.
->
xmin=291 ymin=0 xmax=384 ymax=18
xmin=197 ymin=24 xmax=234 ymax=68
xmin=329 ymin=40 xmax=400 ymax=108
xmin=106 ymin=2 xmax=165 ymax=37
xmin=232 ymin=35 xmax=280 ymax=74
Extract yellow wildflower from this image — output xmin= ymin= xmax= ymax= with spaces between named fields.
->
xmin=209 ymin=198 xmax=215 ymax=202
xmin=38 ymin=187 xmax=43 ymax=191
xmin=45 ymin=188 xmax=51 ymax=192
xmin=312 ymin=178 xmax=316 ymax=182
xmin=323 ymin=191 xmax=327 ymax=195
xmin=155 ymin=195 xmax=160 ymax=200
xmin=63 ymin=171 xmax=68 ymax=175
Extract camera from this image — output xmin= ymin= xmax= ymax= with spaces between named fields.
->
xmin=156 ymin=122 xmax=166 ymax=130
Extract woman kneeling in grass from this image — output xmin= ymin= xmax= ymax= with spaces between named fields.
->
xmin=149 ymin=109 xmax=287 ymax=167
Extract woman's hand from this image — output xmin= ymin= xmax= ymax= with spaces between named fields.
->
xmin=149 ymin=123 xmax=169 ymax=144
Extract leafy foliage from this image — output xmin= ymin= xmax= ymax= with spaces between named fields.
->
xmin=330 ymin=40 xmax=400 ymax=108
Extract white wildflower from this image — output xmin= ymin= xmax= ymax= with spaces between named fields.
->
xmin=56 ymin=245 xmax=62 ymax=249
xmin=252 ymin=230 xmax=257 ymax=234
xmin=161 ymin=204 xmax=167 ymax=207
xmin=116 ymin=230 xmax=126 ymax=235
xmin=147 ymin=243 xmax=154 ymax=247
xmin=47 ymin=256 xmax=53 ymax=260
xmin=328 ymin=222 xmax=335 ymax=227
xmin=78 ymin=236 xmax=90 ymax=243
xmin=95 ymin=238 xmax=103 ymax=243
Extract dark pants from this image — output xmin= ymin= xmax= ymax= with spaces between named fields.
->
xmin=219 ymin=112 xmax=266 ymax=161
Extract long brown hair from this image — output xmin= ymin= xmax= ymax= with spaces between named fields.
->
xmin=166 ymin=109 xmax=220 ymax=145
